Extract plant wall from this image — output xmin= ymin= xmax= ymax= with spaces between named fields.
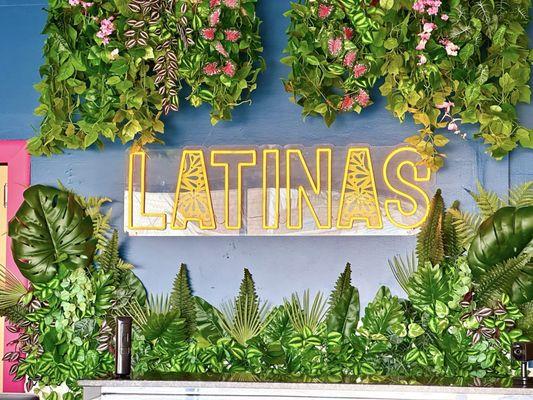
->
xmin=31 ymin=0 xmax=264 ymax=155
xmin=2 ymin=182 xmax=532 ymax=399
xmin=283 ymin=0 xmax=533 ymax=169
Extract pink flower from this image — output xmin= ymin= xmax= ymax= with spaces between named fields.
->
xmin=318 ymin=4 xmax=333 ymax=19
xmin=436 ymin=101 xmax=454 ymax=113
xmin=223 ymin=0 xmax=239 ymax=8
xmin=222 ymin=60 xmax=236 ymax=77
xmin=416 ymin=39 xmax=427 ymax=51
xmin=339 ymin=95 xmax=355 ymax=111
xmin=412 ymin=0 xmax=425 ymax=12
xmin=440 ymin=38 xmax=459 ymax=56
xmin=418 ymin=31 xmax=431 ymax=41
xmin=81 ymin=1 xmax=93 ymax=7
xmin=209 ymin=0 xmax=221 ymax=7
xmin=417 ymin=54 xmax=427 ymax=65
xmin=423 ymin=22 xmax=437 ymax=33
xmin=209 ymin=8 xmax=221 ymax=26
xmin=343 ymin=27 xmax=354 ymax=40
xmin=224 ymin=29 xmax=241 ymax=42
xmin=215 ymin=41 xmax=229 ymax=57
xmin=328 ymin=37 xmax=343 ymax=56
xmin=203 ymin=62 xmax=220 ymax=76
xmin=343 ymin=51 xmax=357 ymax=67
xmin=96 ymin=17 xmax=115 ymax=46
xmin=427 ymin=6 xmax=439 ymax=15
xmin=440 ymin=13 xmax=449 ymax=21
xmin=202 ymin=27 xmax=216 ymax=40
xmin=448 ymin=121 xmax=458 ymax=131
xmin=101 ymin=37 xmax=110 ymax=45
xmin=69 ymin=0 xmax=80 ymax=5
xmin=355 ymin=89 xmax=370 ymax=107
xmin=352 ymin=63 xmax=367 ymax=78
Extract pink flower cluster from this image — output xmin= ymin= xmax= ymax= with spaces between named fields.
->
xmin=203 ymin=60 xmax=236 ymax=77
xmin=440 ymin=38 xmax=459 ymax=56
xmin=69 ymin=0 xmax=93 ymax=8
xmin=96 ymin=17 xmax=115 ymax=45
xmin=339 ymin=49 xmax=368 ymax=79
xmin=339 ymin=89 xmax=370 ymax=111
xmin=412 ymin=0 xmax=441 ymax=15
xmin=210 ymin=0 xmax=239 ymax=8
xmin=318 ymin=3 xmax=333 ymax=19
xmin=416 ymin=21 xmax=436 ymax=51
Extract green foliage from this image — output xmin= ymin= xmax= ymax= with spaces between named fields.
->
xmin=170 ymin=264 xmax=196 ymax=338
xmin=285 ymin=1 xmax=533 ymax=169
xmin=0 ymin=264 xmax=28 ymax=310
xmin=219 ymin=269 xmax=271 ymax=345
xmin=9 ymin=185 xmax=96 ymax=283
xmin=283 ymin=0 xmax=383 ymax=125
xmin=326 ymin=263 xmax=360 ymax=338
xmin=284 ymin=290 xmax=327 ymax=335
xmin=443 ymin=201 xmax=462 ymax=260
xmin=388 ymin=252 xmax=417 ymax=294
xmin=468 ymin=206 xmax=533 ymax=274
xmin=5 ymin=185 xmax=145 ymax=399
xmin=31 ymin=0 xmax=264 ymax=155
xmin=416 ymin=189 xmax=445 ymax=266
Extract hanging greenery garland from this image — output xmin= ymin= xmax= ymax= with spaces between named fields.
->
xmin=30 ymin=0 xmax=264 ymax=155
xmin=284 ymin=0 xmax=533 ymax=170
xmin=283 ymin=0 xmax=387 ymax=126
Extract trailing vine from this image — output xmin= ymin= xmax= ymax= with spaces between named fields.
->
xmin=31 ymin=0 xmax=264 ymax=155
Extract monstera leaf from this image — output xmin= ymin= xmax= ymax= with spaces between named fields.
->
xmin=468 ymin=206 xmax=533 ymax=275
xmin=9 ymin=185 xmax=96 ymax=283
xmin=360 ymin=287 xmax=405 ymax=338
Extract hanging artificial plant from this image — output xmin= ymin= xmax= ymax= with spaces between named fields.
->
xmin=30 ymin=0 xmax=264 ymax=155
xmin=283 ymin=0 xmax=533 ymax=170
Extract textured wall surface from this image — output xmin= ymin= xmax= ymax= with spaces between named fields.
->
xmin=0 ymin=0 xmax=531 ymax=307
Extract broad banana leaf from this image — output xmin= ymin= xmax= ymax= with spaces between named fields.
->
xmin=326 ymin=285 xmax=359 ymax=338
xmin=468 ymin=206 xmax=533 ymax=276
xmin=194 ymin=296 xmax=225 ymax=344
xmin=9 ymin=185 xmax=96 ymax=283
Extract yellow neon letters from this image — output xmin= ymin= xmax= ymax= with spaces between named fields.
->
xmin=211 ymin=150 xmax=257 ymax=230
xmin=171 ymin=150 xmax=216 ymax=230
xmin=382 ymin=147 xmax=431 ymax=229
xmin=337 ymin=148 xmax=382 ymax=229
xmin=286 ymin=148 xmax=332 ymax=230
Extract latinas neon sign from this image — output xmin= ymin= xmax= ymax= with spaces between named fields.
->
xmin=124 ymin=145 xmax=435 ymax=236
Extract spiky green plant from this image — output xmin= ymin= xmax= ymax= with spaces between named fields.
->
xmin=328 ymin=263 xmax=352 ymax=307
xmin=388 ymin=252 xmax=417 ymax=294
xmin=219 ymin=268 xmax=271 ymax=345
xmin=0 ymin=265 xmax=27 ymax=309
xmin=416 ymin=189 xmax=445 ymax=266
xmin=284 ymin=290 xmax=327 ymax=335
xmin=170 ymin=264 xmax=196 ymax=337
xmin=443 ymin=200 xmax=462 ymax=260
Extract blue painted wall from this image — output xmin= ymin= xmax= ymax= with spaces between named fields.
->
xmin=0 ymin=0 xmax=531 ymax=307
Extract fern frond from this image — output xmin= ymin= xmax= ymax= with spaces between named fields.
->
xmin=329 ymin=263 xmax=352 ymax=307
xmin=284 ymin=290 xmax=327 ymax=335
xmin=388 ymin=252 xmax=417 ymax=295
xmin=449 ymin=209 xmax=482 ymax=248
xmin=0 ymin=304 xmax=28 ymax=325
xmin=476 ymin=248 xmax=532 ymax=306
xmin=98 ymin=230 xmax=120 ymax=271
xmin=0 ymin=265 xmax=28 ymax=309
xmin=416 ymin=189 xmax=445 ymax=266
xmin=508 ymin=181 xmax=533 ymax=207
xmin=170 ymin=264 xmax=196 ymax=337
xmin=468 ymin=183 xmax=503 ymax=218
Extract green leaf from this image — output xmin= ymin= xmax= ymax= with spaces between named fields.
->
xmin=326 ymin=285 xmax=359 ymax=338
xmin=9 ymin=186 xmax=96 ymax=283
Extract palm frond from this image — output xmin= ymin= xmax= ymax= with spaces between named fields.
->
xmin=284 ymin=290 xmax=327 ymax=335
xmin=147 ymin=293 xmax=171 ymax=315
xmin=508 ymin=181 xmax=533 ymax=207
xmin=0 ymin=265 xmax=27 ymax=309
xmin=219 ymin=296 xmax=271 ymax=345
xmin=170 ymin=264 xmax=196 ymax=337
xmin=388 ymin=252 xmax=417 ymax=295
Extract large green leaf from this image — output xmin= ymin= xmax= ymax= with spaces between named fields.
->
xmin=143 ymin=310 xmax=186 ymax=343
xmin=361 ymin=287 xmax=405 ymax=337
xmin=326 ymin=285 xmax=360 ymax=338
xmin=407 ymin=263 xmax=449 ymax=314
xmin=468 ymin=206 xmax=533 ymax=275
xmin=194 ymin=296 xmax=225 ymax=344
xmin=9 ymin=185 xmax=96 ymax=283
